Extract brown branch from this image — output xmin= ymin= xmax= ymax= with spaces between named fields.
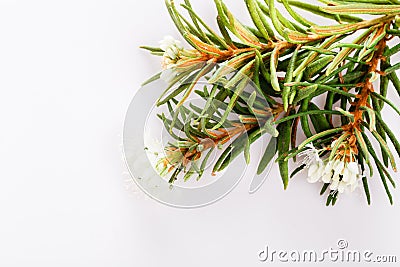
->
xmin=347 ymin=25 xmax=387 ymax=132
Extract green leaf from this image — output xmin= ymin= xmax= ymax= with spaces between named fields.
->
xmin=384 ymin=62 xmax=400 ymax=75
xmin=283 ymin=46 xmax=300 ymax=111
xmin=292 ymin=84 xmax=318 ymax=103
xmin=326 ymin=191 xmax=339 ymax=206
xmin=274 ymin=109 xmax=341 ymax=125
xmin=363 ymin=106 xmax=376 ymax=131
xmin=304 ymin=55 xmax=334 ymax=80
xmin=244 ymin=137 xmax=251 ymax=164
xmin=363 ymin=132 xmax=394 ymax=204
xmin=309 ymin=104 xmax=331 ymax=132
xmin=293 ymin=35 xmax=338 ymax=77
xmin=211 ymin=69 xmax=252 ymax=131
xmin=362 ymin=176 xmax=371 ymax=205
xmin=215 ymin=0 xmax=261 ymax=47
xmin=158 ymin=113 xmax=185 ymax=140
xmin=388 ymin=71 xmax=400 ymax=97
xmin=177 ymin=61 xmax=215 ymax=108
xmin=216 ymin=14 xmax=234 ymax=46
xmin=157 ymin=83 xmax=190 ymax=106
xmin=197 ymin=147 xmax=215 ymax=180
xmin=299 ymin=98 xmax=313 ymax=138
xmin=321 ymin=4 xmax=400 ymax=15
xmin=209 ymin=51 xmax=255 ymax=84
xmin=326 ymin=28 xmax=372 ymax=75
xmin=181 ymin=2 xmax=231 ymax=49
xmin=141 ymin=72 xmax=162 ymax=86
xmin=311 ymin=15 xmax=395 ymax=36
xmin=375 ymin=122 xmax=389 ymax=167
xmin=270 ymin=7 xmax=301 ymax=33
xmin=245 ymin=0 xmax=271 ymax=40
xmin=166 ymin=0 xmax=193 ymax=44
xmin=384 ymin=42 xmax=400 ymax=57
xmin=281 ymin=0 xmax=314 ymax=27
xmin=140 ymin=46 xmax=164 ymax=53
xmin=277 ymin=119 xmax=292 ymax=190
xmin=388 ymin=29 xmax=400 ymax=35
xmin=285 ymin=0 xmax=363 ymax=23
xmin=291 ymin=164 xmax=306 ymax=179
xmin=364 ymin=123 xmax=398 ymax=172
xmin=371 ymin=92 xmax=400 ymax=117
xmin=216 ymin=128 xmax=264 ymax=172
xmin=354 ymin=128 xmax=370 ymax=164
xmin=257 ymin=137 xmax=277 ymax=174
xmin=270 ymin=44 xmax=281 ymax=91
xmin=253 ymin=1 xmax=276 ymax=39
xmin=375 ymin=112 xmax=400 ymax=160
xmin=320 ymin=183 xmax=330 ymax=195
xmin=267 ymin=0 xmax=285 ymax=37
xmin=298 ymin=128 xmax=343 ymax=149
xmin=255 ymin=50 xmax=272 ymax=83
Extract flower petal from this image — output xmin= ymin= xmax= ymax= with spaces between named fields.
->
xmin=333 ymin=160 xmax=344 ymax=174
xmin=308 ymin=163 xmax=319 ymax=177
xmin=342 ymin=167 xmax=351 ymax=182
xmin=337 ymin=181 xmax=346 ymax=193
xmin=322 ymin=172 xmax=332 ymax=183
xmin=330 ymin=179 xmax=339 ymax=190
xmin=347 ymin=162 xmax=359 ymax=174
xmin=307 ymin=166 xmax=320 ymax=183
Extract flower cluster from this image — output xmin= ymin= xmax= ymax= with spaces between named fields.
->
xmin=159 ymin=35 xmax=183 ymax=69
xmin=301 ymin=139 xmax=364 ymax=194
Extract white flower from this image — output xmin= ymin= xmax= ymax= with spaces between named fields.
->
xmin=299 ymin=143 xmax=326 ymax=183
xmin=328 ymin=160 xmax=362 ymax=193
xmin=159 ymin=36 xmax=182 ymax=51
xmin=331 ymin=160 xmax=344 ymax=182
xmin=321 ymin=160 xmax=334 ymax=183
xmin=307 ymin=160 xmax=325 ymax=183
xmin=158 ymin=36 xmax=183 ymax=79
xmin=159 ymin=35 xmax=183 ymax=61
xmin=330 ymin=179 xmax=346 ymax=193
xmin=301 ymin=142 xmax=363 ymax=193
xmin=299 ymin=143 xmax=321 ymax=167
xmin=342 ymin=162 xmax=358 ymax=184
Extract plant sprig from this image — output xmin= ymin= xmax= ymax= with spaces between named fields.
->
xmin=141 ymin=0 xmax=400 ymax=205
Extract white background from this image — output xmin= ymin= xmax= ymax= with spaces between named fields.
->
xmin=1 ymin=0 xmax=400 ymax=266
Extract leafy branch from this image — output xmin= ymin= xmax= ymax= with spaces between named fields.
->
xmin=141 ymin=0 xmax=400 ymax=205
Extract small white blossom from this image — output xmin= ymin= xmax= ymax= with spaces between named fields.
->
xmin=159 ymin=36 xmax=183 ymax=82
xmin=299 ymin=143 xmax=322 ymax=167
xmin=299 ymin=143 xmax=325 ymax=183
xmin=328 ymin=161 xmax=361 ymax=193
xmin=321 ymin=160 xmax=335 ymax=183
xmin=301 ymin=141 xmax=363 ymax=194
xmin=159 ymin=36 xmax=182 ymax=53
xmin=307 ymin=160 xmax=325 ymax=183
xmin=159 ymin=35 xmax=183 ymax=63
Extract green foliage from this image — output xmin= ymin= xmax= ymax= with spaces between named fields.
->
xmin=142 ymin=0 xmax=400 ymax=205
